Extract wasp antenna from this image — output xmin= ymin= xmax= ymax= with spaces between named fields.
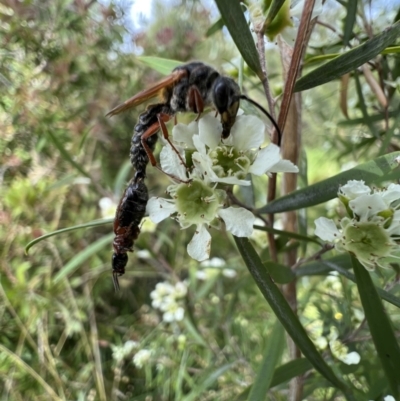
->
xmin=239 ymin=95 xmax=281 ymax=147
xmin=112 ymin=273 xmax=120 ymax=292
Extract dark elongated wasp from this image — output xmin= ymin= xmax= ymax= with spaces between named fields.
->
xmin=112 ymin=179 xmax=148 ymax=290
xmin=108 ymin=61 xmax=281 ymax=289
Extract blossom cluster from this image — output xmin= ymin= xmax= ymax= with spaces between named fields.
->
xmin=315 ymin=180 xmax=400 ymax=270
xmin=147 ymin=112 xmax=298 ymax=261
xmin=150 ymin=280 xmax=188 ymax=323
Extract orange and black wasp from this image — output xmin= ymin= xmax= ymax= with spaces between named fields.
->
xmin=108 ymin=61 xmax=281 ymax=290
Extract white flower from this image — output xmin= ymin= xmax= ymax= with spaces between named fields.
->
xmin=149 ymin=112 xmax=297 ymax=261
xmin=111 ymin=341 xmax=139 ymax=362
xmin=384 ymin=396 xmax=396 ymax=401
xmin=339 ymin=180 xmax=371 ymax=200
xmin=99 ymin=197 xmax=117 ymax=218
xmin=172 ymin=112 xmax=298 ymax=186
xmin=150 ymin=280 xmax=187 ymax=322
xmin=315 ymin=180 xmax=400 ymax=271
xmin=133 ymin=349 xmax=152 ymax=369
xmin=222 ymin=268 xmax=237 ymax=278
xmin=339 ymin=351 xmax=360 ymax=365
xmin=161 ymin=299 xmax=185 ymax=322
xmin=200 ymin=257 xmax=226 ymax=268
xmin=147 ymin=179 xmax=255 ymax=261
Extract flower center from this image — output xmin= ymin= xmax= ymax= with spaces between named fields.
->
xmin=175 ymin=179 xmax=224 ymax=225
xmin=209 ymin=146 xmax=251 ymax=180
xmin=343 ymin=222 xmax=392 ymax=258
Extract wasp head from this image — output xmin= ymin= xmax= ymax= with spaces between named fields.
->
xmin=212 ymin=76 xmax=241 ymax=139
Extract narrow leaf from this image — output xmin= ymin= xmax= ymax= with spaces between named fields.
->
xmin=137 ymin=56 xmax=182 ymax=75
xmin=254 ymin=224 xmax=321 ymax=244
xmin=343 ymin=0 xmax=358 ymax=46
xmin=295 ymin=20 xmax=400 ymax=92
xmin=53 ymin=233 xmax=114 ymax=283
xmin=235 ymin=237 xmax=355 ymax=399
xmin=234 ymin=358 xmax=312 ymax=401
xmin=351 ymin=256 xmax=400 ymax=396
xmin=181 ymin=363 xmax=235 ymax=401
xmin=264 ymin=261 xmax=295 ymax=284
xmin=47 ymin=131 xmax=91 ymax=179
xmin=270 ymin=358 xmax=312 ymax=388
xmin=264 ymin=0 xmax=287 ymax=27
xmin=248 ymin=321 xmax=285 ymax=401
xmin=206 ymin=17 xmax=224 ymax=37
xmin=25 ymin=218 xmax=113 ymax=254
xmin=296 ymin=255 xmax=400 ymax=309
xmin=258 ymin=152 xmax=400 ymax=214
xmin=214 ymin=0 xmax=263 ymax=79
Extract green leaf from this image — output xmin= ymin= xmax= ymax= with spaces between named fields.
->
xmin=234 ymin=237 xmax=355 ymax=399
xmin=25 ymin=218 xmax=113 ymax=254
xmin=248 ymin=320 xmax=285 ymax=401
xmin=351 ymin=256 xmax=400 ymax=397
xmin=254 ymin=224 xmax=321 ymax=244
xmin=354 ymin=70 xmax=378 ymax=137
xmin=264 ymin=0 xmax=287 ymax=27
xmin=46 ymin=130 xmax=91 ymax=179
xmin=206 ymin=17 xmax=224 ymax=37
xmin=214 ymin=0 xmax=263 ymax=80
xmin=343 ymin=0 xmax=358 ymax=46
xmin=264 ymin=261 xmax=295 ymax=284
xmin=53 ymin=233 xmax=114 ymax=284
xmin=296 ymin=254 xmax=400 ymax=309
xmin=270 ymin=358 xmax=312 ymax=388
xmin=258 ymin=152 xmax=400 ymax=214
xmin=137 ymin=56 xmax=182 ymax=76
xmin=295 ymin=20 xmax=400 ymax=92
xmin=181 ymin=363 xmax=235 ymax=401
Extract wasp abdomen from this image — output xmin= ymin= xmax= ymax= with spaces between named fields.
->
xmin=112 ymin=180 xmax=149 ymax=287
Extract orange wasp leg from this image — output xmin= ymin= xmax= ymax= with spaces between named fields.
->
xmin=140 ymin=114 xmax=190 ymax=183
xmin=157 ymin=113 xmax=188 ymax=169
xmin=188 ymin=86 xmax=204 ymax=121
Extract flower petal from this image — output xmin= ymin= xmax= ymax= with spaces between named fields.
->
xmin=268 ymin=159 xmax=299 ymax=173
xmin=187 ymin=224 xmax=211 ymax=261
xmin=160 ymin=146 xmax=187 ymax=180
xmin=339 ymin=180 xmax=371 ymax=199
xmin=248 ymin=143 xmax=281 ymax=175
xmin=218 ymin=207 xmax=255 ymax=237
xmin=380 ymin=183 xmax=400 ymax=204
xmin=172 ymin=121 xmax=198 ymax=148
xmin=229 ymin=115 xmax=265 ymax=150
xmin=339 ymin=351 xmax=360 ymax=365
xmin=146 ymin=197 xmax=176 ymax=223
xmin=198 ymin=113 xmax=222 ymax=149
xmin=349 ymin=194 xmax=387 ymax=220
xmin=314 ymin=217 xmax=340 ymax=241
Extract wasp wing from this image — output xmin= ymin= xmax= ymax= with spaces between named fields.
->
xmin=106 ymin=69 xmax=187 ymax=117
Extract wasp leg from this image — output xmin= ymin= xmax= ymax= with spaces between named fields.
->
xmin=112 ymin=272 xmax=120 ymax=292
xmin=157 ymin=113 xmax=188 ymax=169
xmin=141 ymin=117 xmax=190 ymax=183
xmin=188 ymin=86 xmax=204 ymax=121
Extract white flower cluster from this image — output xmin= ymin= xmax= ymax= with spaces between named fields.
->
xmin=196 ymin=257 xmax=237 ymax=280
xmin=315 ymin=180 xmax=400 ymax=270
xmin=133 ymin=349 xmax=152 ymax=369
xmin=111 ymin=340 xmax=139 ymax=362
xmin=147 ymin=112 xmax=298 ymax=261
xmin=150 ymin=281 xmax=188 ymax=323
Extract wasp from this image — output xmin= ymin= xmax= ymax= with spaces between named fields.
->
xmin=111 ymin=179 xmax=148 ymax=290
xmin=108 ymin=61 xmax=281 ymax=289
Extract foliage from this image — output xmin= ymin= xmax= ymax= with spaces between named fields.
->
xmin=1 ymin=0 xmax=400 ymax=400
